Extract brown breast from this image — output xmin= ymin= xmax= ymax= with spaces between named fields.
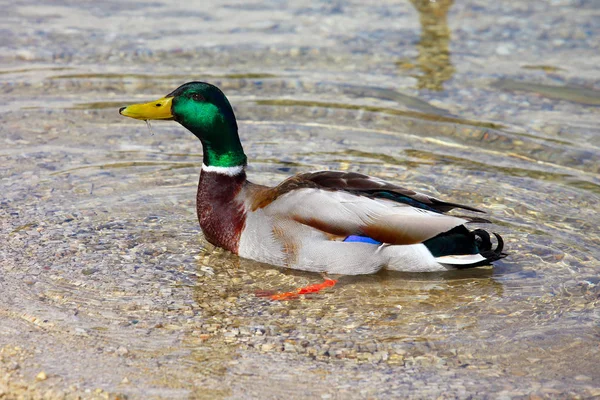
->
xmin=196 ymin=170 xmax=247 ymax=253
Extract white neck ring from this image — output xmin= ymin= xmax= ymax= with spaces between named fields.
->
xmin=201 ymin=164 xmax=245 ymax=177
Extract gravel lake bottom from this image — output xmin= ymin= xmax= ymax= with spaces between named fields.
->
xmin=1 ymin=1 xmax=600 ymax=399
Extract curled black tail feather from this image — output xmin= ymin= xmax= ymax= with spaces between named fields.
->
xmin=454 ymin=230 xmax=507 ymax=269
xmin=482 ymin=232 xmax=507 ymax=262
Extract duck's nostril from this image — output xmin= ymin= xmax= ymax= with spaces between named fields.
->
xmin=156 ymin=103 xmax=161 ymax=107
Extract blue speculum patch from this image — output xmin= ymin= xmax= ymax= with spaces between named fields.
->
xmin=343 ymin=235 xmax=382 ymax=245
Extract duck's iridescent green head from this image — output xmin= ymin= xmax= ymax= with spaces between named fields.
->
xmin=120 ymin=82 xmax=246 ymax=168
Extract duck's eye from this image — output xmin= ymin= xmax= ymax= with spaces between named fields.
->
xmin=191 ymin=93 xmax=205 ymax=102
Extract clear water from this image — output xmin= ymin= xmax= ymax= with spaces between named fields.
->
xmin=1 ymin=1 xmax=599 ymax=398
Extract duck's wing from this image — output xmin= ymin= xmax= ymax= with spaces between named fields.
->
xmin=249 ymin=171 xmax=486 ymax=245
xmin=297 ymin=170 xmax=484 ymax=213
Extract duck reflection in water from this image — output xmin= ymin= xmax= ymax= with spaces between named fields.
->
xmin=400 ymin=0 xmax=456 ymax=91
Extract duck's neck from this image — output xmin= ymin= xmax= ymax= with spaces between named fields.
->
xmin=179 ymin=101 xmax=247 ymax=169
xmin=196 ymin=164 xmax=247 ymax=254
xmin=201 ymin=140 xmax=247 ymax=169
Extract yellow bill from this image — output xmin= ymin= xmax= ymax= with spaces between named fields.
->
xmin=119 ymin=96 xmax=174 ymax=120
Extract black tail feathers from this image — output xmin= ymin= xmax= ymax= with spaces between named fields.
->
xmin=423 ymin=226 xmax=507 ymax=268
xmin=454 ymin=229 xmax=507 ymax=268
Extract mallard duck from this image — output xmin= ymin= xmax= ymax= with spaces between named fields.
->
xmin=119 ymin=82 xmax=505 ymax=276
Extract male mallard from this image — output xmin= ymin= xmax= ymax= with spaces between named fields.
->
xmin=120 ymin=82 xmax=505 ymax=275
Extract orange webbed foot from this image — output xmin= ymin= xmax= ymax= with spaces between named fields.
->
xmin=268 ymin=279 xmax=338 ymax=301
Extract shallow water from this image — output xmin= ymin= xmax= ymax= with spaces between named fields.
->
xmin=1 ymin=1 xmax=599 ymax=399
